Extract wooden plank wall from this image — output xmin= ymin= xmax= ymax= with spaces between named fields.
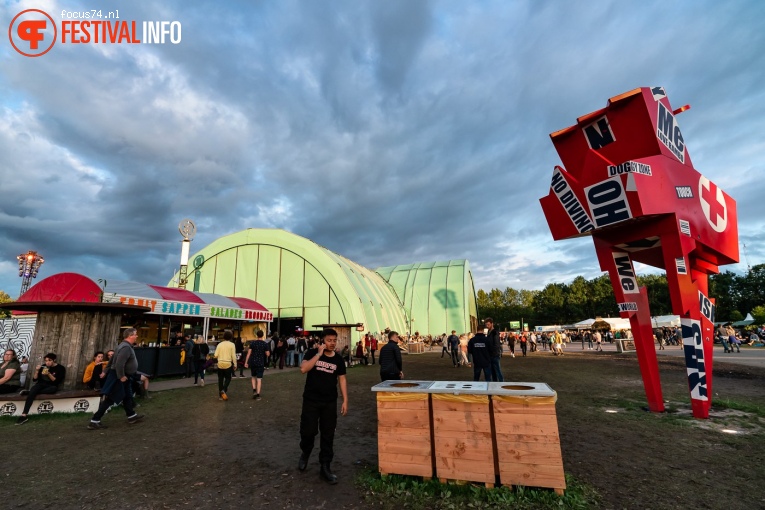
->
xmin=432 ymin=396 xmax=495 ymax=485
xmin=27 ymin=311 xmax=123 ymax=391
xmin=377 ymin=395 xmax=433 ymax=478
xmin=493 ymin=399 xmax=566 ymax=493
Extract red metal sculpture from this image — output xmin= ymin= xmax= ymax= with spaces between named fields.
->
xmin=539 ymin=87 xmax=738 ymax=419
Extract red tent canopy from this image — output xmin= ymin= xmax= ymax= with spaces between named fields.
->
xmin=15 ymin=272 xmax=273 ymax=321
xmin=17 ymin=272 xmax=102 ymax=303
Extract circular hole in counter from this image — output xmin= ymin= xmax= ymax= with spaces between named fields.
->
xmin=501 ymin=384 xmax=535 ymax=391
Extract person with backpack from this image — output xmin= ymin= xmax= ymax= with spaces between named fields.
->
xmin=192 ymin=335 xmax=210 ymax=387
xmin=519 ymin=332 xmax=528 ymax=357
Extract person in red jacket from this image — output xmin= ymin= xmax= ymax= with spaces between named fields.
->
xmin=367 ymin=333 xmax=378 ymax=365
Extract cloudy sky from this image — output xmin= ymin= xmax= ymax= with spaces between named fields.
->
xmin=1 ymin=0 xmax=764 ymax=298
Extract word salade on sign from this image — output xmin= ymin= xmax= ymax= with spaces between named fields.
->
xmin=210 ymin=307 xmax=243 ymax=319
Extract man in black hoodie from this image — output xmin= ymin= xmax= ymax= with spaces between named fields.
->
xmin=485 ymin=318 xmax=504 ymax=382
xmin=379 ymin=331 xmax=404 ymax=381
xmin=468 ymin=323 xmax=492 ymax=382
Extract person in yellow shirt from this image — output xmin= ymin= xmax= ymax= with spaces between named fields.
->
xmin=553 ymin=331 xmax=564 ymax=356
xmin=82 ymin=352 xmax=105 ymax=390
xmin=214 ymin=330 xmax=238 ymax=401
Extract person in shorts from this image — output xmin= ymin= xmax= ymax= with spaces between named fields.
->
xmin=244 ymin=330 xmax=270 ymax=400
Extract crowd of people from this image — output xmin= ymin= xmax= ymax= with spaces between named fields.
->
xmin=5 ymin=328 xmax=152 ymax=427
xmin=6 ymin=315 xmax=765 ymax=487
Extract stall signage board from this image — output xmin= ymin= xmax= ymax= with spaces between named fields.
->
xmin=104 ymin=294 xmax=273 ymax=322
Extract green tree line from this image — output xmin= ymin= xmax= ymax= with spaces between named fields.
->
xmin=477 ymin=263 xmax=765 ymax=328
xmin=0 ymin=290 xmax=12 ymax=318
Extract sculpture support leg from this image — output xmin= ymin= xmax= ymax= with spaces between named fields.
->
xmin=626 ymin=287 xmax=665 ymax=413
xmin=595 ymin=240 xmax=665 ymax=413
xmin=659 ymin=230 xmax=714 ymax=418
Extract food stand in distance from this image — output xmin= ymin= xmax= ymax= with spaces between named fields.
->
xmin=100 ymin=280 xmax=273 ymax=376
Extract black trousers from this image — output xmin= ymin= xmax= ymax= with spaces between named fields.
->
xmin=299 ymin=398 xmax=337 ymax=464
xmin=381 ymin=372 xmax=401 ymax=382
xmin=217 ymin=366 xmax=233 ymax=394
xmin=0 ymin=383 xmax=20 ymax=394
xmin=22 ymin=383 xmax=58 ymax=415
xmin=451 ymin=348 xmax=460 ymax=366
xmin=92 ymin=380 xmax=135 ymax=420
xmin=194 ymin=360 xmax=206 ymax=383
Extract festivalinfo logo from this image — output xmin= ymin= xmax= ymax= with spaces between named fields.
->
xmin=8 ymin=8 xmax=182 ymax=57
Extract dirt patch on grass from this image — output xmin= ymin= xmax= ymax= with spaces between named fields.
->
xmin=2 ymin=350 xmax=764 ymax=509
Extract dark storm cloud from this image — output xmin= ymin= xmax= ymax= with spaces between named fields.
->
xmin=1 ymin=0 xmax=764 ymax=297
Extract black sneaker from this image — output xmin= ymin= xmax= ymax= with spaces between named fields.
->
xmin=15 ymin=416 xmax=28 ymax=425
xmin=127 ymin=414 xmax=145 ymax=424
xmin=88 ymin=421 xmax=108 ymax=430
xmin=256 ymin=394 xmax=262 ymax=401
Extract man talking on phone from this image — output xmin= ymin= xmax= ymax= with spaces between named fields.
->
xmin=297 ymin=328 xmax=348 ymax=484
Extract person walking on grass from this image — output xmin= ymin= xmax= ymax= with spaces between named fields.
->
xmin=447 ymin=330 xmax=460 ymax=367
xmin=214 ymin=330 xmax=238 ymax=401
xmin=379 ymin=331 xmax=404 ymax=381
xmin=593 ymin=330 xmax=603 ymax=351
xmin=552 ymin=331 xmax=564 ymax=356
xmin=184 ymin=334 xmax=195 ymax=378
xmin=484 ymin=318 xmax=504 ymax=382
xmin=245 ymin=329 xmax=270 ymax=400
xmin=468 ymin=327 xmax=492 ymax=381
xmin=369 ymin=333 xmax=378 ymax=365
xmin=440 ymin=332 xmax=450 ymax=358
xmin=508 ymin=332 xmax=517 ymax=357
xmin=298 ymin=329 xmax=348 ymax=484
xmin=192 ymin=335 xmax=210 ymax=387
xmin=87 ymin=329 xmax=144 ymax=430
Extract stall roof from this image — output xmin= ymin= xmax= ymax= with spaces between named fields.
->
xmin=729 ymin=313 xmax=755 ymax=327
xmin=573 ymin=318 xmax=596 ymax=329
xmin=534 ymin=325 xmax=563 ymax=332
xmin=18 ymin=272 xmax=273 ymax=322
xmin=591 ymin=317 xmax=631 ymax=330
xmin=651 ymin=315 xmax=681 ymax=328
